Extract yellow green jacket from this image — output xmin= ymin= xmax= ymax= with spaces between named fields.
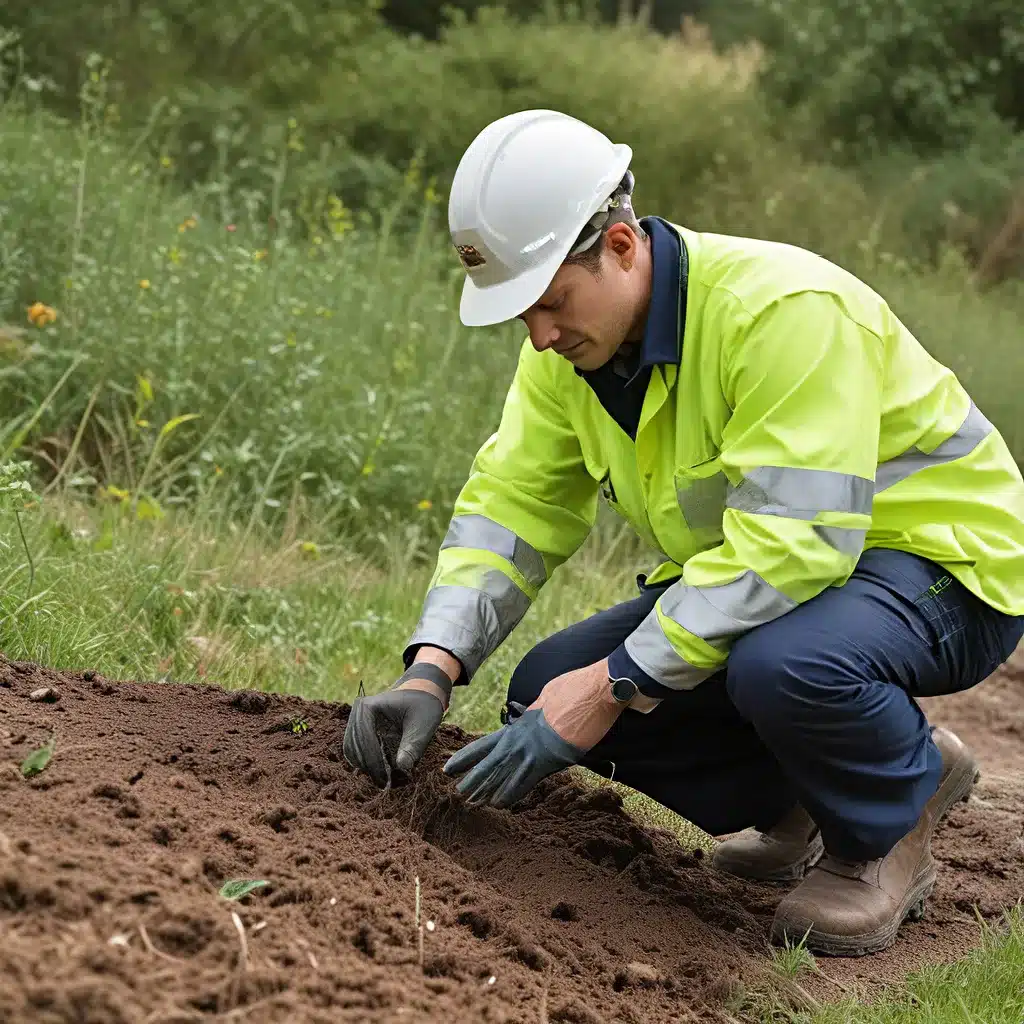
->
xmin=405 ymin=222 xmax=1024 ymax=696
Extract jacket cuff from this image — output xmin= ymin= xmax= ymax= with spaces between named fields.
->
xmin=607 ymin=643 xmax=680 ymax=701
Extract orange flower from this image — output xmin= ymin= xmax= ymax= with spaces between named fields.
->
xmin=26 ymin=302 xmax=57 ymax=327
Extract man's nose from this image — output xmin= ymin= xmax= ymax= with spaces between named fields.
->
xmin=526 ymin=315 xmax=560 ymax=352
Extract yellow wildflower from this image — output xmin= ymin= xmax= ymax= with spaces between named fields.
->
xmin=417 ymin=499 xmax=433 ymax=511
xmin=139 ymin=279 xmax=151 ymax=290
xmin=160 ymin=155 xmax=173 ymax=168
xmin=26 ymin=302 xmax=57 ymax=327
xmin=178 ymin=216 xmax=198 ymax=232
xmin=254 ymin=249 xmax=268 ymax=261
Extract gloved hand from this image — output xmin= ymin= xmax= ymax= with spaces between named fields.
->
xmin=343 ymin=663 xmax=453 ymax=786
xmin=442 ymin=703 xmax=585 ymax=808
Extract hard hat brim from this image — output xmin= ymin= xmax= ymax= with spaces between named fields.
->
xmin=458 ymin=251 xmax=570 ymax=327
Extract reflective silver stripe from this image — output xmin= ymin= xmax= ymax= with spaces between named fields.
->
xmin=405 ymin=572 xmax=531 ymax=680
xmin=623 ymin=622 xmax=718 ymax=691
xmin=814 ymin=525 xmax=867 ymax=557
xmin=662 ymin=570 xmax=798 ymax=649
xmin=624 ymin=570 xmax=797 ymax=690
xmin=440 ymin=514 xmax=547 ymax=590
xmin=727 ymin=466 xmax=873 ymax=519
xmin=876 ymin=403 xmax=993 ymax=494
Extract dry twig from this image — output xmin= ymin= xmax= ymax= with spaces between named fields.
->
xmin=231 ymin=912 xmax=249 ymax=972
xmin=138 ymin=924 xmax=186 ymax=964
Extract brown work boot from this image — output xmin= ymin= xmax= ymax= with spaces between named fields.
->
xmin=770 ymin=727 xmax=979 ymax=957
xmin=712 ymin=804 xmax=824 ymax=882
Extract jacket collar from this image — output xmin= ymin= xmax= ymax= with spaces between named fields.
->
xmin=576 ymin=215 xmax=686 ymax=384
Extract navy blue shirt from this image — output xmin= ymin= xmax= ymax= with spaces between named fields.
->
xmin=577 ymin=217 xmax=688 ymax=439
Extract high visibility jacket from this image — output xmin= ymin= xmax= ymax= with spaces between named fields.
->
xmin=405 ymin=223 xmax=1024 ymax=697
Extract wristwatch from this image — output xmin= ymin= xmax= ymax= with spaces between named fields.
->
xmin=609 ymin=675 xmax=640 ymax=705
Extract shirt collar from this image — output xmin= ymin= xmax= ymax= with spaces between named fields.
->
xmin=576 ymin=215 xmax=684 ymax=383
xmin=636 ymin=215 xmax=683 ymax=369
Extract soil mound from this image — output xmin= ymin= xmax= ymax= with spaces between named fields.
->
xmin=1 ymin=651 xmax=1022 ymax=1023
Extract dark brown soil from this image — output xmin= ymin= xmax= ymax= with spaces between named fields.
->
xmin=1 ymin=648 xmax=1022 ymax=1023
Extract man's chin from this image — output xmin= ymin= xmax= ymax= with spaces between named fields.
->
xmin=571 ymin=346 xmax=613 ymax=372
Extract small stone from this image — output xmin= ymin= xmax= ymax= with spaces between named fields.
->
xmin=617 ymin=961 xmax=662 ymax=989
xmin=83 ymin=671 xmax=96 ymax=682
xmin=29 ymin=687 xmax=60 ymax=703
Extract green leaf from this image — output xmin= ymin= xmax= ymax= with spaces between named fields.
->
xmin=219 ymin=879 xmax=269 ymax=901
xmin=21 ymin=734 xmax=55 ymax=778
xmin=137 ymin=375 xmax=154 ymax=403
xmin=159 ymin=413 xmax=200 ymax=440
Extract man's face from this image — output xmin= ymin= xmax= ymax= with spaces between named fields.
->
xmin=517 ymin=229 xmax=644 ymax=373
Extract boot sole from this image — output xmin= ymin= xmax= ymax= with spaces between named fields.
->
xmin=772 ymin=758 xmax=979 ymax=957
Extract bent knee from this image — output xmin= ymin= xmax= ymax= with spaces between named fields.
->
xmin=726 ymin=633 xmax=841 ymax=727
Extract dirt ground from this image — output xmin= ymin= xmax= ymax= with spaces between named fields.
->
xmin=1 ymin=649 xmax=1022 ymax=1024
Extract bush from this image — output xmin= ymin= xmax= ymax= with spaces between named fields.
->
xmin=0 ymin=105 xmax=521 ymax=544
xmin=720 ymin=0 xmax=1024 ymax=155
xmin=1 ymin=0 xmax=381 ymax=112
xmin=310 ymin=8 xmax=901 ymax=269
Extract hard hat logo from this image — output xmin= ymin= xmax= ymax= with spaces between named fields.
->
xmin=456 ymin=244 xmax=487 ymax=269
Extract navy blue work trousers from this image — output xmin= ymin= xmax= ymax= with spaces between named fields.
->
xmin=507 ymin=549 xmax=1024 ymax=861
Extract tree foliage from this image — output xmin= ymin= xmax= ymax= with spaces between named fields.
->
xmin=722 ymin=0 xmax=1024 ymax=153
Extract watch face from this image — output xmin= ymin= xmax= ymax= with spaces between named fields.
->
xmin=611 ymin=677 xmax=638 ymax=703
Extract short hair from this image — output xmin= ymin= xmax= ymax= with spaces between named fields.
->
xmin=563 ymin=171 xmax=646 ymax=275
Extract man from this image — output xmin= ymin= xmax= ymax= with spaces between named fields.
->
xmin=343 ymin=110 xmax=1024 ymax=956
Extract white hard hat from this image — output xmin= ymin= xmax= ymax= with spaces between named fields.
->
xmin=448 ymin=109 xmax=633 ymax=327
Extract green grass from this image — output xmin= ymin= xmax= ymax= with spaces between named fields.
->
xmin=744 ymin=906 xmax=1024 ymax=1024
xmin=0 ymin=494 xmax=649 ymax=734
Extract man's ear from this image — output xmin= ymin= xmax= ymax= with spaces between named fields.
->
xmin=605 ymin=222 xmax=637 ymax=269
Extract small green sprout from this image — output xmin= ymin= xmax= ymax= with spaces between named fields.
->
xmin=20 ymin=733 xmax=56 ymax=778
xmin=219 ymin=879 xmax=269 ymax=901
xmin=290 ymin=717 xmax=309 ymax=736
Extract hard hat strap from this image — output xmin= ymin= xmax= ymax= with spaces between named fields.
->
xmin=567 ymin=170 xmax=637 ymax=257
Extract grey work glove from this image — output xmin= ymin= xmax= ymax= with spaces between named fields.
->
xmin=442 ymin=705 xmax=585 ymax=808
xmin=343 ymin=664 xmax=451 ymax=787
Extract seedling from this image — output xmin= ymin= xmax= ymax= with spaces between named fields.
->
xmin=20 ymin=733 xmax=55 ymax=778
xmin=290 ymin=717 xmax=309 ymax=736
xmin=219 ymin=879 xmax=269 ymax=901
